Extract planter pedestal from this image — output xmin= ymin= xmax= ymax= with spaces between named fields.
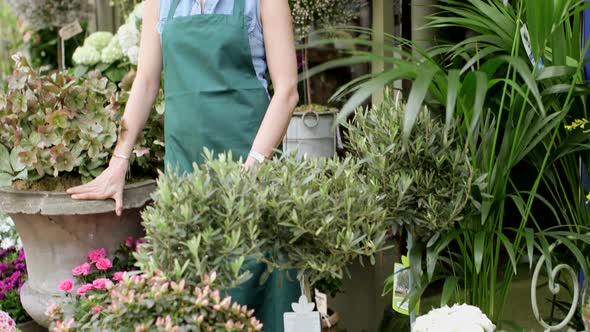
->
xmin=0 ymin=180 xmax=156 ymax=327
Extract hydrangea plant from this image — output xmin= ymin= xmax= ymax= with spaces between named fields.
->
xmin=73 ymin=2 xmax=143 ymax=81
xmin=0 ymin=53 xmax=163 ymax=189
xmin=48 ymin=270 xmax=263 ymax=332
xmin=412 ymin=304 xmax=496 ymax=332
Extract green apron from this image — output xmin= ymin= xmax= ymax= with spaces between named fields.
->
xmin=161 ymin=0 xmax=300 ymax=330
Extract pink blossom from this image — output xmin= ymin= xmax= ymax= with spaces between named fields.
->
xmin=134 ymin=239 xmax=147 ymax=252
xmin=71 ymin=262 xmax=91 ymax=276
xmin=76 ymin=284 xmax=94 ymax=296
xmin=0 ymin=310 xmax=16 ymax=332
xmin=87 ymin=248 xmax=107 ymax=263
xmin=91 ymin=306 xmax=103 ymax=314
xmin=58 ymin=279 xmax=74 ymax=293
xmin=113 ymin=271 xmax=126 ymax=281
xmin=125 ymin=236 xmax=134 ymax=248
xmin=95 ymin=258 xmax=112 ymax=271
xmin=92 ymin=278 xmax=112 ymax=290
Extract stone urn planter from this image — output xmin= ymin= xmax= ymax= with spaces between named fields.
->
xmin=0 ymin=180 xmax=156 ymax=327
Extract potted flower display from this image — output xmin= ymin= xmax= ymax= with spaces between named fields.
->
xmin=0 ymin=54 xmax=162 ymax=326
xmin=137 ymin=151 xmax=390 ymax=331
xmin=48 ymin=270 xmax=263 ymax=331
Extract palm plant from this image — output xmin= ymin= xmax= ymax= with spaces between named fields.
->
xmin=308 ymin=0 xmax=590 ymax=325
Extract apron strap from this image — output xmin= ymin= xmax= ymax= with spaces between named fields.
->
xmin=232 ymin=0 xmax=245 ymax=18
xmin=167 ymin=0 xmax=182 ymax=22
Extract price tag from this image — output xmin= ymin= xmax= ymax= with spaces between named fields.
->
xmin=59 ymin=21 xmax=83 ymax=41
xmin=284 ymin=295 xmax=321 ymax=332
xmin=314 ymin=289 xmax=328 ymax=316
xmin=520 ymin=24 xmax=545 ymax=70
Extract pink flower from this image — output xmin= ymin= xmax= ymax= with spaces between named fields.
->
xmin=87 ymin=248 xmax=107 ymax=263
xmin=92 ymin=278 xmax=112 ymax=290
xmin=71 ymin=262 xmax=91 ymax=276
xmin=125 ymin=236 xmax=134 ymax=248
xmin=91 ymin=306 xmax=103 ymax=314
xmin=0 ymin=310 xmax=16 ymax=332
xmin=76 ymin=284 xmax=94 ymax=296
xmin=112 ymin=271 xmax=125 ymax=281
xmin=95 ymin=258 xmax=112 ymax=271
xmin=58 ymin=279 xmax=74 ymax=293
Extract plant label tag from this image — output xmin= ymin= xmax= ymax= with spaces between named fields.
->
xmin=59 ymin=21 xmax=83 ymax=40
xmin=284 ymin=295 xmax=321 ymax=332
xmin=520 ymin=24 xmax=545 ymax=70
xmin=314 ymin=289 xmax=328 ymax=316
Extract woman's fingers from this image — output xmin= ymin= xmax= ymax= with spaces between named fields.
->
xmin=70 ymin=191 xmax=108 ymax=200
xmin=113 ymin=191 xmax=124 ymax=217
xmin=66 ymin=180 xmax=99 ymax=194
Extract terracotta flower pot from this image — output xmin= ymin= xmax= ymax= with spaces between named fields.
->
xmin=0 ymin=180 xmax=156 ymax=327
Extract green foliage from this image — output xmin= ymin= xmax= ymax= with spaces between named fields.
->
xmin=47 ymin=270 xmax=263 ymax=332
xmin=345 ymin=90 xmax=475 ymax=239
xmin=0 ymin=54 xmax=162 ymax=187
xmin=137 ymin=151 xmax=264 ymax=290
xmin=311 ymin=0 xmax=590 ymax=324
xmin=255 ymin=154 xmax=389 ymax=285
xmin=138 ymin=151 xmax=390 ymax=289
xmin=0 ymin=1 xmax=22 ymax=85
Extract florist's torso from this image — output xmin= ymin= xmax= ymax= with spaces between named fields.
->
xmin=157 ymin=0 xmax=268 ymax=90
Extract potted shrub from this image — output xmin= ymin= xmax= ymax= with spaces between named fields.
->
xmin=0 ymin=54 xmax=162 ymax=326
xmin=137 ymin=152 xmax=390 ymax=329
xmin=344 ymin=90 xmax=476 ymax=316
xmin=47 ymin=270 xmax=263 ymax=331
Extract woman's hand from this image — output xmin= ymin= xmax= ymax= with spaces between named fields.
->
xmin=66 ymin=158 xmax=129 ymax=216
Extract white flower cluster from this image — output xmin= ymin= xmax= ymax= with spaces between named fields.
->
xmin=0 ymin=213 xmax=20 ymax=249
xmin=413 ymin=304 xmax=496 ymax=332
xmin=73 ymin=31 xmax=114 ymax=66
xmin=117 ymin=1 xmax=144 ymax=65
xmin=72 ymin=1 xmax=144 ymax=67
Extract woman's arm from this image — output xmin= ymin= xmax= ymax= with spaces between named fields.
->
xmin=246 ymin=0 xmax=299 ymax=167
xmin=67 ymin=0 xmax=163 ymax=216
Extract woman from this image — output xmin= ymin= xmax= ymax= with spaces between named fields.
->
xmin=67 ymin=0 xmax=300 ymax=330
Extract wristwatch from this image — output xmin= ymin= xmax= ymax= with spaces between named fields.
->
xmin=248 ymin=150 xmax=267 ymax=163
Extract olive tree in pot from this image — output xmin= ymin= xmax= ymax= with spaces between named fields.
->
xmin=136 ymin=151 xmax=390 ymax=330
xmin=0 ymin=54 xmax=163 ymax=326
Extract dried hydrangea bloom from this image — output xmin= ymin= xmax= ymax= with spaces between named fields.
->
xmin=6 ymin=0 xmax=92 ymax=31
